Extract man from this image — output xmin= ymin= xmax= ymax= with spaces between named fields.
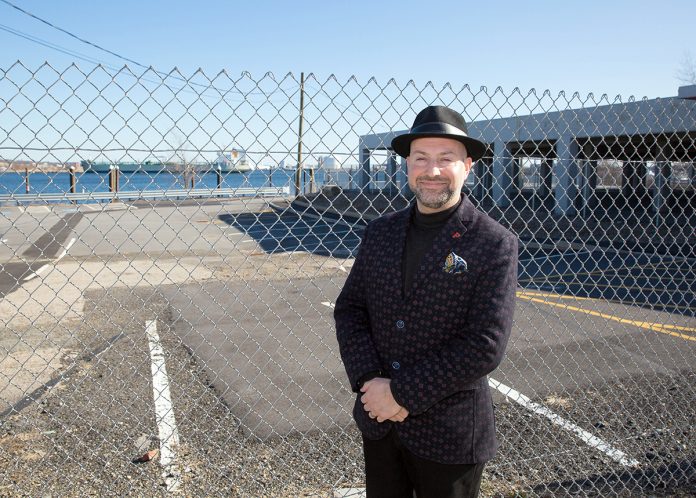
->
xmin=334 ymin=106 xmax=518 ymax=498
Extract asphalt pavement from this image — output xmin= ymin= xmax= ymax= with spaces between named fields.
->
xmin=0 ymin=198 xmax=694 ymax=496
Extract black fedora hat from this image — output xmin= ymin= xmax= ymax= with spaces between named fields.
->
xmin=391 ymin=105 xmax=486 ymax=161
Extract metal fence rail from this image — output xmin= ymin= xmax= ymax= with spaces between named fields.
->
xmin=0 ymin=62 xmax=694 ymax=497
xmin=0 ymin=186 xmax=290 ymax=203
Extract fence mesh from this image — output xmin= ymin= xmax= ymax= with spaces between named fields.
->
xmin=0 ymin=62 xmax=695 ymax=496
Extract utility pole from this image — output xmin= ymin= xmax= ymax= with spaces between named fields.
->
xmin=294 ymin=72 xmax=305 ymax=195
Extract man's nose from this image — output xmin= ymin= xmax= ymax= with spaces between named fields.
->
xmin=427 ymin=162 xmax=441 ymax=175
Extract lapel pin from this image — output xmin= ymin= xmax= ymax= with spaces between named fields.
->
xmin=451 ymin=231 xmax=461 ymax=239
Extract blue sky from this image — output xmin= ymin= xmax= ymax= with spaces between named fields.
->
xmin=1 ymin=0 xmax=695 ymax=99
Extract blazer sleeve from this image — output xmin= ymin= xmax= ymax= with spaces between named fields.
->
xmin=334 ymin=224 xmax=383 ymax=392
xmin=390 ymin=232 xmax=518 ymax=415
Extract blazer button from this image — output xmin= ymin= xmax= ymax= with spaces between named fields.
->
xmin=391 ymin=361 xmax=401 ymax=370
xmin=396 ymin=320 xmax=405 ymax=329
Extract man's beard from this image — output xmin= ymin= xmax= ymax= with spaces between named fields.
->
xmin=413 ymin=178 xmax=456 ymax=210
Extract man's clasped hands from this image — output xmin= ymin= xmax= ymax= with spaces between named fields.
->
xmin=360 ymin=377 xmax=409 ymax=423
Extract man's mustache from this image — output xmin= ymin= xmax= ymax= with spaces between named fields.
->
xmin=417 ymin=176 xmax=449 ymax=183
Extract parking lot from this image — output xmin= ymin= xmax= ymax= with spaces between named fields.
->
xmin=0 ymin=200 xmax=694 ymax=496
xmin=519 ymin=245 xmax=696 ymax=316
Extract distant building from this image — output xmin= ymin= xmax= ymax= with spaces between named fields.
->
xmin=359 ymin=85 xmax=696 ymax=217
xmin=0 ymin=159 xmax=82 ymax=172
xmin=318 ymin=156 xmax=341 ymax=170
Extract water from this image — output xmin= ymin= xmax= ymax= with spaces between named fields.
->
xmin=0 ymin=169 xmax=360 ymax=200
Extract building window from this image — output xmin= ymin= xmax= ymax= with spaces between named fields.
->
xmin=596 ymin=160 xmax=623 ymax=189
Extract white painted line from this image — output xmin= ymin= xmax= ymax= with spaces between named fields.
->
xmin=334 ymin=488 xmax=366 ymax=497
xmin=56 ymin=237 xmax=76 ymax=262
xmin=23 ymin=263 xmax=50 ymax=282
xmin=488 ymin=378 xmax=640 ymax=467
xmin=23 ymin=237 xmax=76 ymax=282
xmin=145 ymin=319 xmax=181 ymax=493
xmin=321 ymin=301 xmax=335 ymax=309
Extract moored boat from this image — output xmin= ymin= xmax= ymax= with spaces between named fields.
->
xmin=81 ymin=160 xmax=174 ymax=174
xmin=82 ymin=149 xmax=254 ymax=174
xmin=212 ymin=149 xmax=253 ymax=173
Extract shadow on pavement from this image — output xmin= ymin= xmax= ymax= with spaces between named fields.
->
xmin=218 ymin=210 xmax=364 ymax=259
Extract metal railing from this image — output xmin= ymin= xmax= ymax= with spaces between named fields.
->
xmin=0 ymin=186 xmax=290 ymax=203
xmin=0 ymin=62 xmax=694 ymax=497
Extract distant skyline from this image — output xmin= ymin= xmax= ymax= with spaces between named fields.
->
xmin=1 ymin=0 xmax=695 ymax=100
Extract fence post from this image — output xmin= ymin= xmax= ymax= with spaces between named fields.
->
xmin=108 ymin=165 xmax=118 ymax=202
xmin=69 ymin=165 xmax=76 ymax=204
xmin=69 ymin=165 xmax=76 ymax=194
xmin=294 ymin=71 xmax=305 ymax=196
xmin=25 ymin=167 xmax=30 ymax=193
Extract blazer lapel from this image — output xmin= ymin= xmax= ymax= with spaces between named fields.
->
xmin=383 ymin=206 xmax=412 ymax=298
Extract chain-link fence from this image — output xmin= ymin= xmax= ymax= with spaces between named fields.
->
xmin=0 ymin=62 xmax=694 ymax=496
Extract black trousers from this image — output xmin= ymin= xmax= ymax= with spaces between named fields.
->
xmin=363 ymin=430 xmax=485 ymax=498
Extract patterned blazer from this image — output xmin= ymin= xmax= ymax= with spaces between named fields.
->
xmin=334 ymin=196 xmax=518 ymax=464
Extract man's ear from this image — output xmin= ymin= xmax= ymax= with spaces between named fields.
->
xmin=463 ymin=157 xmax=473 ymax=174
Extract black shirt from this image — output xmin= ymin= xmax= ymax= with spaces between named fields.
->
xmin=402 ymin=199 xmax=461 ymax=297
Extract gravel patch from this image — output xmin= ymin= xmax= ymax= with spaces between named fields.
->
xmin=490 ymin=371 xmax=696 ymax=496
xmin=0 ymin=283 xmax=693 ymax=496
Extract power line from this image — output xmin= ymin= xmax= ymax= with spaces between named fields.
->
xmin=0 ymin=23 xmax=249 ymax=103
xmin=1 ymin=0 xmax=147 ymax=69
xmin=0 ymin=23 xmax=117 ymax=69
xmin=0 ymin=23 xmax=244 ymax=103
xmin=0 ymin=0 xmax=299 ymax=99
xmin=305 ymin=83 xmax=363 ymax=118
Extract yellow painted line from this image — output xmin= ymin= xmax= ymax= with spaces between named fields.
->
xmin=517 ymin=289 xmax=595 ymax=301
xmin=517 ymin=294 xmax=696 ymax=342
xmin=652 ymin=323 xmax=696 ymax=332
xmin=517 ymin=288 xmax=696 ymax=312
xmin=518 ymin=288 xmax=696 ymax=317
